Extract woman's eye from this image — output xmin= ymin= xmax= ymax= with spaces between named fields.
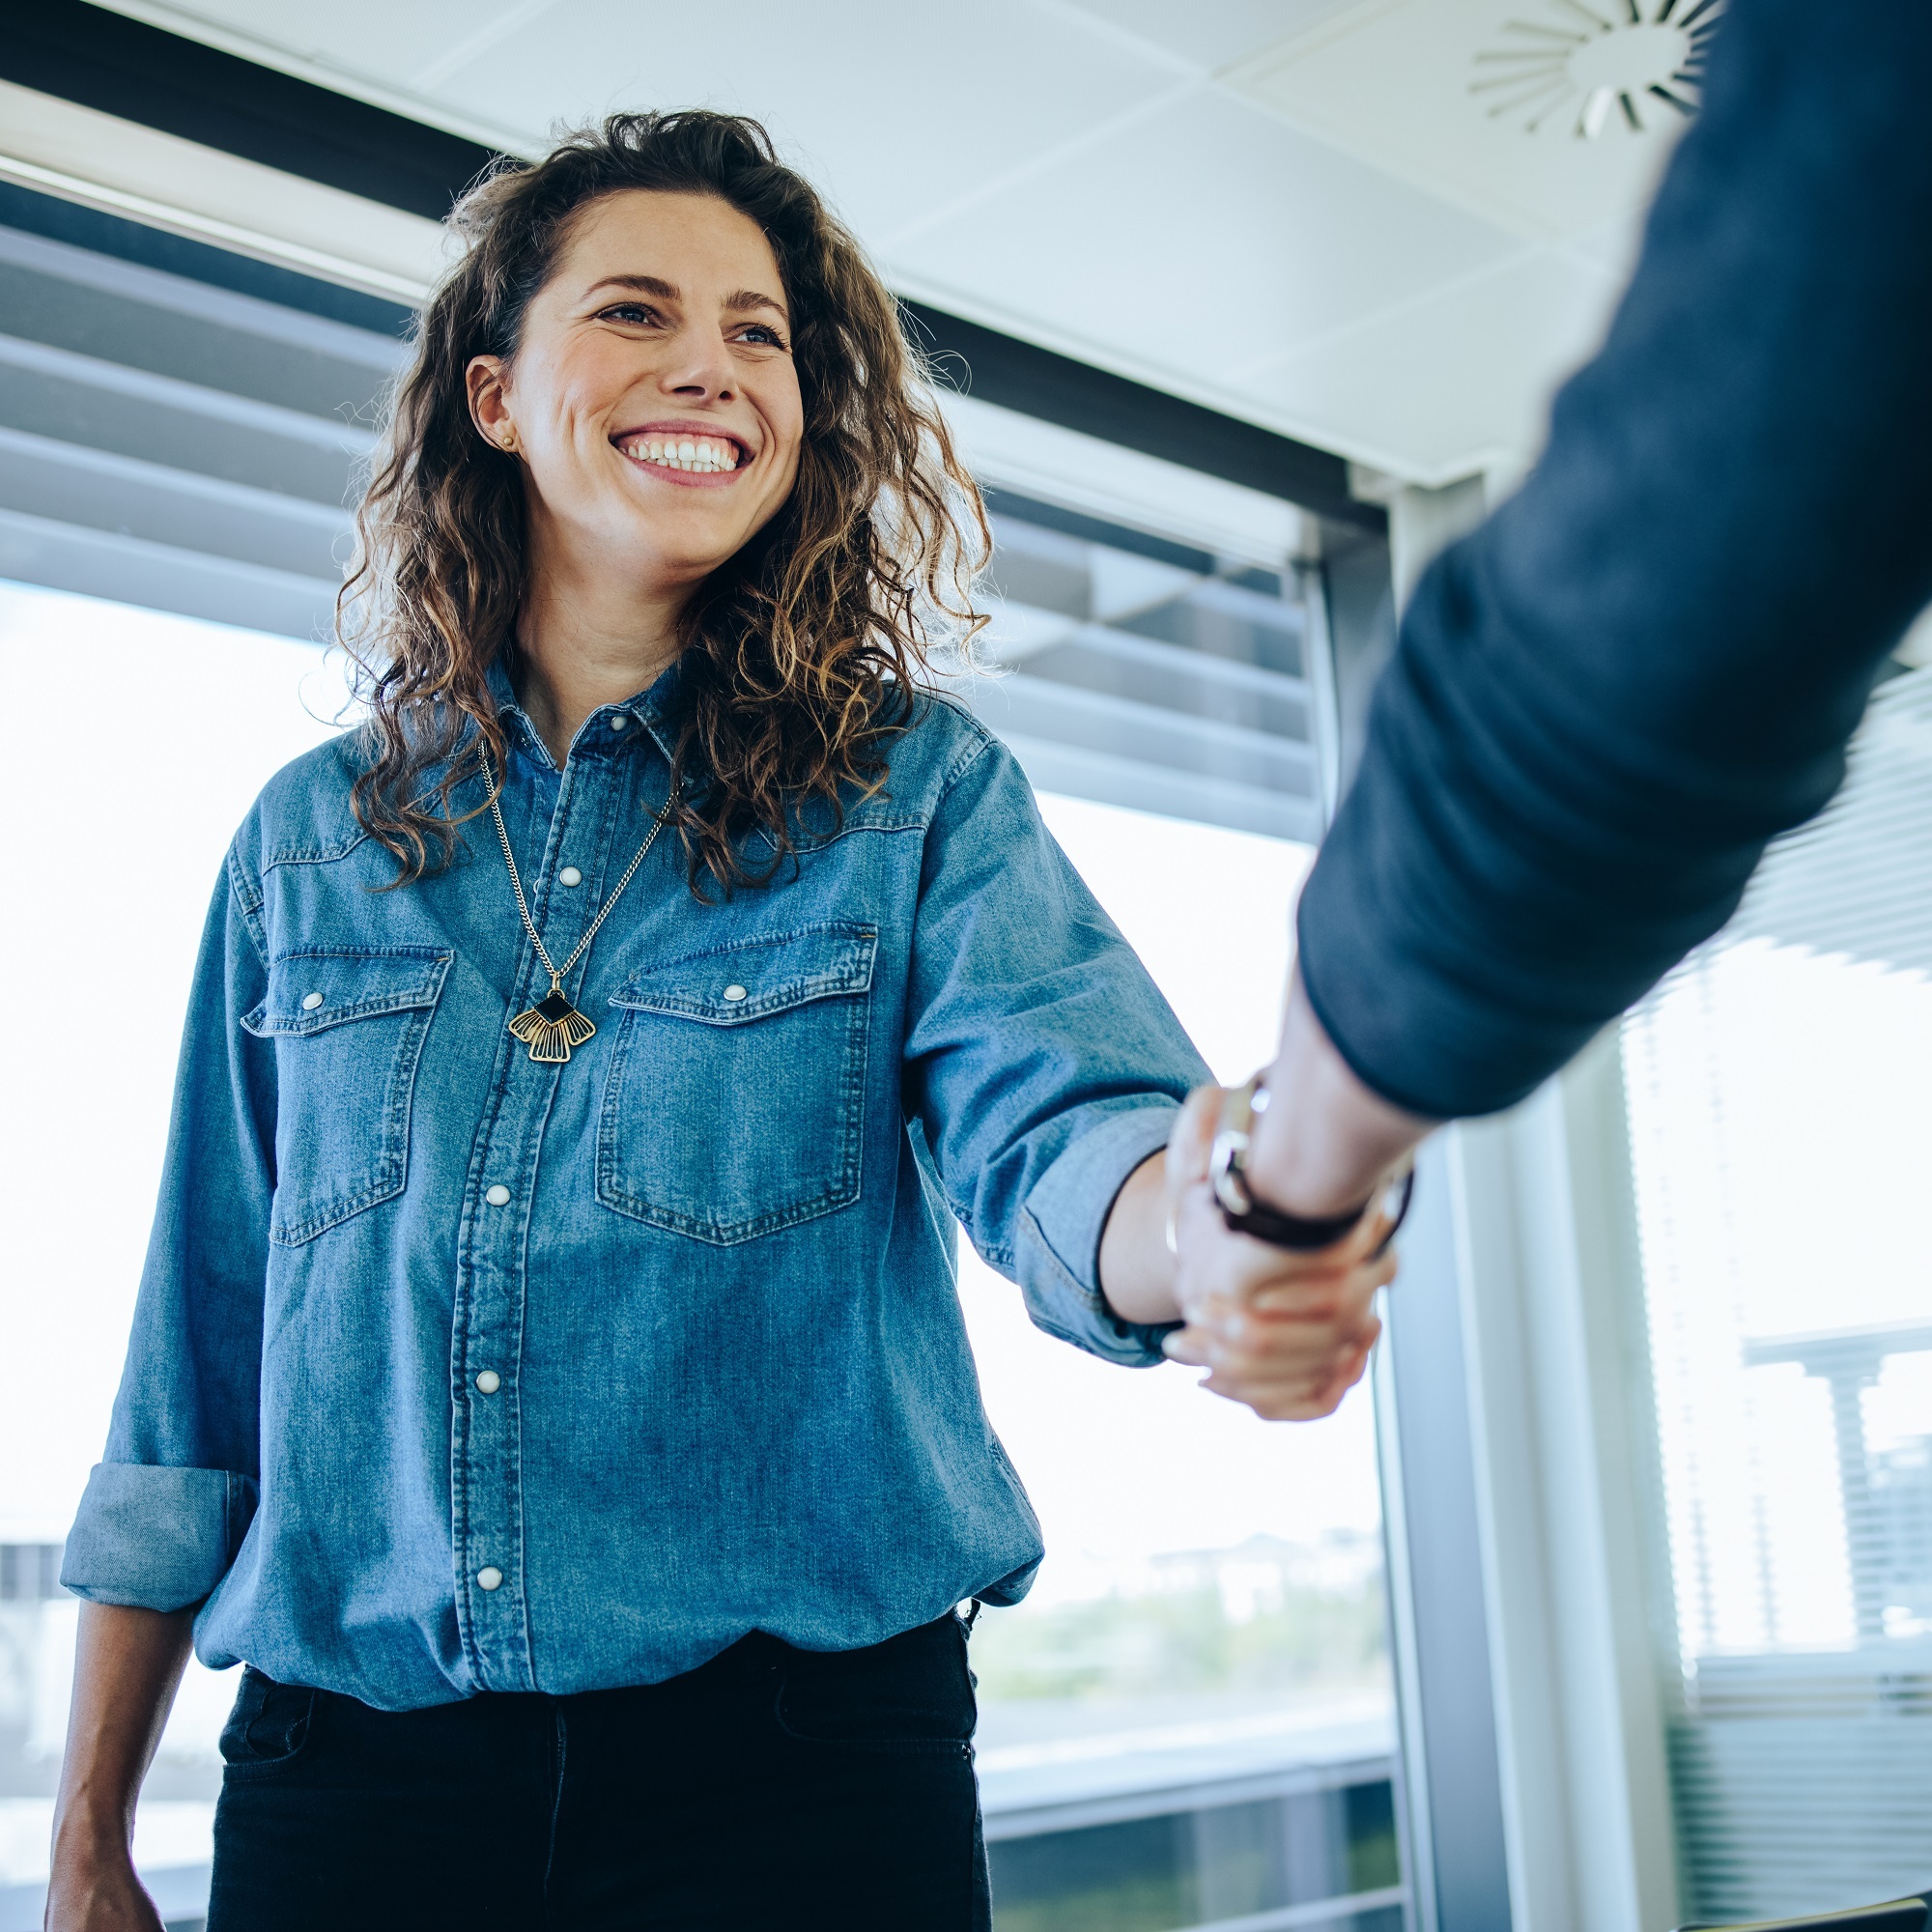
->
xmin=600 ymin=303 xmax=660 ymax=326
xmin=738 ymin=326 xmax=787 ymax=349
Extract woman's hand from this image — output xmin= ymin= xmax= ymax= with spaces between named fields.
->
xmin=1160 ymin=1085 xmax=1398 ymax=1420
xmin=43 ymin=1834 xmax=166 ymax=1932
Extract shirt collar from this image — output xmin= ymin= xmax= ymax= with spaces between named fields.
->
xmin=483 ymin=653 xmax=684 ymax=773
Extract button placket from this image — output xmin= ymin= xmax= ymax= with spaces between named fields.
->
xmin=449 ymin=752 xmax=627 ymax=1695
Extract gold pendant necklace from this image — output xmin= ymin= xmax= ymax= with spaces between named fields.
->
xmin=482 ymin=753 xmax=676 ymax=1065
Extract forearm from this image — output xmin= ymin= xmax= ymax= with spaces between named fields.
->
xmin=1248 ymin=970 xmax=1433 ymax=1218
xmin=1096 ymin=1151 xmax=1181 ymax=1325
xmin=51 ymin=1604 xmax=195 ymax=1864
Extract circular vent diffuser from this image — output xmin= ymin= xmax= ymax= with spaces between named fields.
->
xmin=1472 ymin=0 xmax=1724 ymax=139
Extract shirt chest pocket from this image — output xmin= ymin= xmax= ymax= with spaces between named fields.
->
xmin=242 ymin=947 xmax=452 ymax=1247
xmin=596 ymin=923 xmax=877 ymax=1245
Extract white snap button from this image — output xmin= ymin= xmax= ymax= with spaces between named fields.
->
xmin=474 ymin=1370 xmax=501 ymax=1395
xmin=484 ymin=1184 xmax=512 ymax=1208
xmin=610 ymin=714 xmax=629 ymax=731
xmin=557 ymin=866 xmax=582 ymax=888
xmin=476 ymin=1566 xmax=503 ymax=1592
xmin=300 ymin=991 xmax=324 ymax=1010
xmin=723 ymin=984 xmax=748 ymax=1003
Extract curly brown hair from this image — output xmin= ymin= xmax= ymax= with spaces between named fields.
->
xmin=341 ymin=109 xmax=987 ymax=891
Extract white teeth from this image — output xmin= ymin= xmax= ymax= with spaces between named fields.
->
xmin=624 ymin=434 xmax=739 ymax=473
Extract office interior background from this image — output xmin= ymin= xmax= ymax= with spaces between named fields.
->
xmin=0 ymin=1 xmax=1927 ymax=1927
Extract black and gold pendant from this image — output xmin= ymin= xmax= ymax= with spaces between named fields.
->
xmin=508 ymin=977 xmax=597 ymax=1064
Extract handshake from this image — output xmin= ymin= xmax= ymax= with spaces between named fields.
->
xmin=1152 ymin=1079 xmax=1411 ymax=1424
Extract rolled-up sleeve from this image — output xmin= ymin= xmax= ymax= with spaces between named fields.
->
xmin=63 ymin=842 xmax=275 ymax=1610
xmin=903 ymin=722 xmax=1210 ymax=1366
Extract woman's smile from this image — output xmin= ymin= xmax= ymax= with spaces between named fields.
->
xmin=614 ymin=418 xmax=750 ymax=487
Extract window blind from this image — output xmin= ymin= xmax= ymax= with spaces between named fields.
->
xmin=1621 ymin=666 xmax=1932 ymax=1922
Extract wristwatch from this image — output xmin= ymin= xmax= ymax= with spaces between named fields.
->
xmin=1208 ymin=1076 xmax=1414 ymax=1256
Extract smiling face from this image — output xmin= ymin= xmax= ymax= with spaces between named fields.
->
xmin=466 ymin=188 xmax=806 ymax=607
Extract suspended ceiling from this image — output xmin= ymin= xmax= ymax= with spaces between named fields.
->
xmin=80 ymin=0 xmax=1706 ymax=488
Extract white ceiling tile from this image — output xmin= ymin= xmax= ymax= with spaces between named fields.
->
xmin=1240 ymin=249 xmax=1621 ymax=479
xmin=882 ymin=89 xmax=1521 ymax=412
xmin=106 ymin=0 xmax=509 ymax=101
xmin=1053 ymin=0 xmax=1353 ymax=73
xmin=417 ymin=0 xmax=1179 ymax=240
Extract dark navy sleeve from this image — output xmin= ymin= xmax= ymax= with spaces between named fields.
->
xmin=1296 ymin=0 xmax=1932 ymax=1120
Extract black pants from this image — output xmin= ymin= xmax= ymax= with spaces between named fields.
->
xmin=207 ymin=1613 xmax=991 ymax=1931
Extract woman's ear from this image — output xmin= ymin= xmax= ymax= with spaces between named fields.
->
xmin=466 ymin=355 xmax=518 ymax=454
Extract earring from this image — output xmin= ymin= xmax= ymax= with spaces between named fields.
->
xmin=498 ymin=430 xmax=517 ymax=452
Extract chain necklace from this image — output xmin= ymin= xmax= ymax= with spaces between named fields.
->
xmin=482 ymin=754 xmax=677 ymax=1064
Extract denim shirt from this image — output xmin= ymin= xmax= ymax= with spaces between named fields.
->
xmin=62 ymin=668 xmax=1207 ymax=1710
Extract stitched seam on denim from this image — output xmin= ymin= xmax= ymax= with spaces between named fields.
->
xmin=936 ymin=723 xmax=998 ymax=798
xmin=611 ymin=967 xmax=872 ymax=1023
xmin=261 ymin=829 xmax=375 ymax=870
xmin=1016 ymin=1201 xmax=1100 ymax=1309
xmin=747 ymin=812 xmax=928 ymax=860
xmin=227 ymin=846 xmax=270 ymax=968
xmin=242 ymin=949 xmax=451 ymax=1037
xmin=1015 ymin=1203 xmax=1162 ymax=1361
xmin=611 ymin=920 xmax=878 ymax=980
xmin=921 ymin=688 xmax=1002 ymax=762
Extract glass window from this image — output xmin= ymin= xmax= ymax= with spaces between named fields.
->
xmin=1621 ymin=666 xmax=1932 ymax=1921
xmin=0 ymin=581 xmax=357 ymax=1891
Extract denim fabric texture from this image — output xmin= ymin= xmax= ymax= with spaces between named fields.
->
xmin=63 ymin=665 xmax=1208 ymax=1709
xmin=207 ymin=1616 xmax=991 ymax=1930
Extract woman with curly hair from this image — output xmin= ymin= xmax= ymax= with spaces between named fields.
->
xmin=45 ymin=112 xmax=1392 ymax=1931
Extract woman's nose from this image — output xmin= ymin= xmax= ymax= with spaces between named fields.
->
xmin=663 ymin=331 xmax=735 ymax=401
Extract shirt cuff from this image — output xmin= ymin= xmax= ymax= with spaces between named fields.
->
xmin=1014 ymin=1101 xmax=1180 ymax=1368
xmin=61 ymin=1463 xmax=258 ymax=1612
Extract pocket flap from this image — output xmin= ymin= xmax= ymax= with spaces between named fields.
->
xmin=242 ymin=947 xmax=452 ymax=1037
xmin=610 ymin=923 xmax=876 ymax=1026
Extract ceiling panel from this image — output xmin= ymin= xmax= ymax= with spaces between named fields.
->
xmin=113 ymin=0 xmax=506 ymax=98
xmin=1240 ymin=248 xmax=1617 ymax=481
xmin=1051 ymin=0 xmax=1352 ymax=72
xmin=881 ymin=88 xmax=1521 ymax=420
xmin=415 ymin=0 xmax=1179 ymax=242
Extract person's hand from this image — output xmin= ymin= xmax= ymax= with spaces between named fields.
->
xmin=1159 ymin=1085 xmax=1399 ymax=1420
xmin=43 ymin=1831 xmax=166 ymax=1932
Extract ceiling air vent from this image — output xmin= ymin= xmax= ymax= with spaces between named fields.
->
xmin=1471 ymin=0 xmax=1724 ymax=140
xmin=1221 ymin=0 xmax=1725 ymax=241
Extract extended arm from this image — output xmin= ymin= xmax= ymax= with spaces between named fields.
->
xmin=1299 ymin=0 xmax=1932 ymax=1124
xmin=44 ymin=1604 xmax=195 ymax=1932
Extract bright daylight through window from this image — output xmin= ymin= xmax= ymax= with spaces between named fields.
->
xmin=1622 ymin=668 xmax=1932 ymax=1925
xmin=0 ymin=573 xmax=1396 ymax=1931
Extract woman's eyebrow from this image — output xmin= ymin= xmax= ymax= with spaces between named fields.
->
xmin=724 ymin=289 xmax=788 ymax=323
xmin=584 ymin=273 xmax=680 ymax=302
